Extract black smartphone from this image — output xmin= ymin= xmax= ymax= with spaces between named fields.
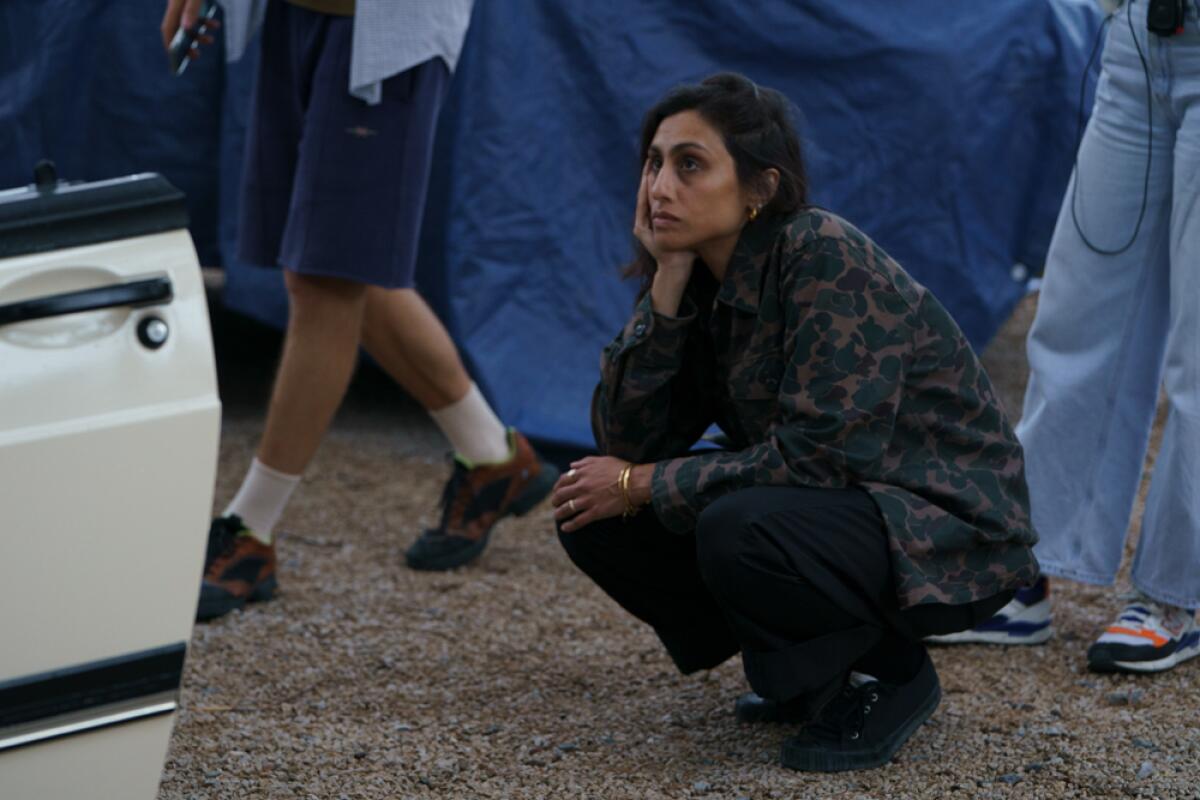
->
xmin=167 ymin=0 xmax=219 ymax=76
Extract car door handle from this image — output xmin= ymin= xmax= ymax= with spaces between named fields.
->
xmin=0 ymin=276 xmax=173 ymax=328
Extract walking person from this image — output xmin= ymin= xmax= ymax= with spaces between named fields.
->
xmin=161 ymin=0 xmax=557 ymax=622
xmin=551 ymin=74 xmax=1040 ymax=771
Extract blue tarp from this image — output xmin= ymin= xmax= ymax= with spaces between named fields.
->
xmin=1 ymin=0 xmax=1104 ymax=451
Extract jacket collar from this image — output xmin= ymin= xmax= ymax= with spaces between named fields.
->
xmin=713 ymin=215 xmax=781 ymax=314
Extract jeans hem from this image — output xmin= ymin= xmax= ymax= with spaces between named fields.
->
xmin=1130 ymin=577 xmax=1200 ymax=612
xmin=1040 ymin=561 xmax=1199 ymax=610
xmin=1035 ymin=560 xmax=1115 ymax=587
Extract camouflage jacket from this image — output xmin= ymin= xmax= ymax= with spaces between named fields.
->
xmin=592 ymin=208 xmax=1039 ymax=609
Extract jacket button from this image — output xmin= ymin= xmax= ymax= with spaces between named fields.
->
xmin=633 ymin=322 xmax=647 ymax=337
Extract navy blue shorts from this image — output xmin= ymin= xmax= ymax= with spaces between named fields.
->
xmin=238 ymin=1 xmax=449 ymax=288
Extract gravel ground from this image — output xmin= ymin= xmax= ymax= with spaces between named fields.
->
xmin=158 ymin=294 xmax=1199 ymax=799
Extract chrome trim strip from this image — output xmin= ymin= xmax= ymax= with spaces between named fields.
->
xmin=0 ymin=694 xmax=177 ymax=753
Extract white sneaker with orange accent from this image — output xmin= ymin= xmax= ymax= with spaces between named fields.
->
xmin=1087 ymin=591 xmax=1200 ymax=674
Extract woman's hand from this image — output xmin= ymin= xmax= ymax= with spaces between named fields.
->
xmin=552 ymin=456 xmax=631 ymax=533
xmin=634 ymin=165 xmax=694 ymax=317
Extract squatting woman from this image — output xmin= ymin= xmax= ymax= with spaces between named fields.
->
xmin=551 ymin=73 xmax=1039 ymax=772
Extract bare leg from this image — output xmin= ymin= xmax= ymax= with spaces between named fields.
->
xmin=359 ymin=286 xmax=471 ymax=411
xmin=256 ymin=271 xmax=368 ymax=474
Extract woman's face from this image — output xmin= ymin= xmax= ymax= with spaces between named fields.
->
xmin=645 ymin=110 xmax=751 ymax=256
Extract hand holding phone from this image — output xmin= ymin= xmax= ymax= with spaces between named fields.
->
xmin=163 ymin=0 xmax=219 ymax=75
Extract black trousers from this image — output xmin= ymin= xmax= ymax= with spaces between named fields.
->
xmin=558 ymin=486 xmax=1013 ymax=702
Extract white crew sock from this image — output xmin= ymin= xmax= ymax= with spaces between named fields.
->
xmin=429 ymin=382 xmax=511 ymax=465
xmin=223 ymin=458 xmax=302 ymax=544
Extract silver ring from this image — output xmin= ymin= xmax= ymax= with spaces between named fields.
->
xmin=567 ymin=468 xmax=577 ymax=479
xmin=568 ymin=498 xmax=577 ymax=514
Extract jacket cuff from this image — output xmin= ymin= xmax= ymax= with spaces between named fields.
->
xmin=650 ymin=458 xmax=696 ymax=533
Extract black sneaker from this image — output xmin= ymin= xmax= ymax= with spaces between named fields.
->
xmin=735 ymin=676 xmax=844 ymax=724
xmin=405 ymin=429 xmax=558 ymax=571
xmin=780 ymin=651 xmax=941 ymax=772
xmin=196 ymin=514 xmax=277 ymax=622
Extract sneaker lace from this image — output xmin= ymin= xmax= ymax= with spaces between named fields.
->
xmin=434 ymin=458 xmax=472 ymax=532
xmin=1115 ymin=590 xmax=1191 ymax=628
xmin=810 ymin=682 xmax=884 ymax=742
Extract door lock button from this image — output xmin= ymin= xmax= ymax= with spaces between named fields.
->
xmin=137 ymin=316 xmax=169 ymax=349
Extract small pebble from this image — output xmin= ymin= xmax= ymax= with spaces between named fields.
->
xmin=693 ymin=781 xmax=711 ymax=793
xmin=1107 ymin=688 xmax=1145 ymax=706
xmin=1132 ymin=738 xmax=1156 ymax=750
xmin=557 ymin=742 xmax=579 ymax=753
xmin=1137 ymin=761 xmax=1154 ymax=780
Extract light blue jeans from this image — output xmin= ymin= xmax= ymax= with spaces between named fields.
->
xmin=1018 ymin=0 xmax=1200 ymax=609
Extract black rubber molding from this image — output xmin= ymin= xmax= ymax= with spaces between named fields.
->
xmin=0 ymin=643 xmax=186 ymax=729
xmin=0 ymin=172 xmax=188 ymax=260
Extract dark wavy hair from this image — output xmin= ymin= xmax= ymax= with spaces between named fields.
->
xmin=625 ymin=72 xmax=810 ymax=284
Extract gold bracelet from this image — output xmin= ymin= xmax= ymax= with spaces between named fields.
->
xmin=619 ymin=463 xmax=639 ymax=520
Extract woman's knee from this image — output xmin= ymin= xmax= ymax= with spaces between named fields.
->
xmin=557 ymin=516 xmax=620 ymax=573
xmin=694 ymin=493 xmax=758 ymax=588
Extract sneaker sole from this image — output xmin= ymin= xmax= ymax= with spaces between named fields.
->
xmin=406 ymin=535 xmax=491 ymax=573
xmin=1089 ymin=639 xmax=1200 ymax=674
xmin=925 ymin=626 xmax=1053 ymax=646
xmin=780 ymin=683 xmax=942 ymax=772
xmin=195 ymin=575 xmax=278 ymax=622
xmin=405 ymin=463 xmax=561 ymax=572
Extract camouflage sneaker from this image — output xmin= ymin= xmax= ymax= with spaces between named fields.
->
xmin=405 ymin=429 xmax=559 ymax=571
xmin=196 ymin=514 xmax=278 ymax=622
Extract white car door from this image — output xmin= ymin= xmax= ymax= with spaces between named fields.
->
xmin=0 ymin=170 xmax=220 ymax=799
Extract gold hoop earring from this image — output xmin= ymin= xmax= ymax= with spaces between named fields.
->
xmin=748 ymin=206 xmax=759 ymax=222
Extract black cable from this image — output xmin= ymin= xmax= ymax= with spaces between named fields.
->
xmin=1069 ymin=0 xmax=1155 ymax=256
